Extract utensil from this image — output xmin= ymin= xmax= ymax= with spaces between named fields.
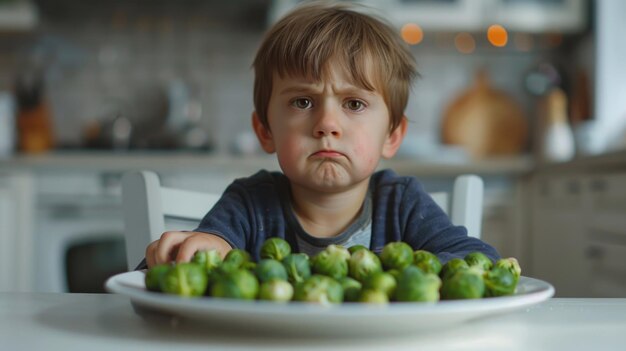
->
xmin=441 ymin=69 xmax=528 ymax=158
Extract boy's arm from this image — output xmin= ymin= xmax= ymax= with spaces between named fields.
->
xmin=138 ymin=180 xmax=253 ymax=270
xmin=401 ymin=179 xmax=500 ymax=264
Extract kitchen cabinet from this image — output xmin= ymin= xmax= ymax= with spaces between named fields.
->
xmin=0 ymin=171 xmax=35 ymax=292
xmin=0 ymin=0 xmax=37 ymax=30
xmin=529 ymin=153 xmax=626 ymax=297
xmin=269 ymin=0 xmax=587 ymax=32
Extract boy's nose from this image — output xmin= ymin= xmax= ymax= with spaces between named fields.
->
xmin=313 ymin=107 xmax=342 ymax=137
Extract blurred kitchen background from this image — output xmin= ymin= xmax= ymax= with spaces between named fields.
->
xmin=1 ymin=0 xmax=625 ymax=297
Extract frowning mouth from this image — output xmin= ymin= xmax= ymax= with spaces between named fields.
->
xmin=311 ymin=149 xmax=345 ymax=158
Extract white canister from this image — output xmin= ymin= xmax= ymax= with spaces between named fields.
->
xmin=0 ymin=92 xmax=16 ymax=158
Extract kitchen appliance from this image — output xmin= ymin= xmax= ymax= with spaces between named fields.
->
xmin=35 ymin=171 xmax=127 ymax=293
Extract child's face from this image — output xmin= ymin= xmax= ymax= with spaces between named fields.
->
xmin=253 ymin=66 xmax=406 ymax=193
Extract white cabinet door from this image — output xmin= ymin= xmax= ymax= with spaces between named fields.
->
xmin=0 ymin=172 xmax=35 ymax=292
xmin=529 ymin=174 xmax=590 ymax=297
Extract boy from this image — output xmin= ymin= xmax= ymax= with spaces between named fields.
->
xmin=144 ymin=2 xmax=499 ymax=268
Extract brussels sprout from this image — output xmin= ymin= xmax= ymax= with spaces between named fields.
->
xmin=358 ymin=289 xmax=388 ymax=304
xmin=255 ymin=259 xmax=288 ymax=283
xmin=363 ymin=271 xmax=396 ymax=298
xmin=464 ymin=252 xmax=493 ymax=272
xmin=494 ymin=257 xmax=522 ymax=283
xmin=413 ymin=250 xmax=442 ymax=275
xmin=394 ymin=265 xmax=441 ymax=302
xmin=191 ymin=249 xmax=222 ymax=273
xmin=258 ymin=280 xmax=294 ymax=302
xmin=348 ymin=249 xmax=382 ymax=282
xmin=440 ymin=258 xmax=470 ymax=280
xmin=160 ymin=263 xmax=207 ymax=297
xmin=223 ymin=249 xmax=251 ymax=268
xmin=348 ymin=245 xmax=368 ymax=255
xmin=282 ymin=253 xmax=311 ymax=284
xmin=260 ymin=237 xmax=292 ymax=261
xmin=145 ymin=264 xmax=172 ymax=292
xmin=242 ymin=261 xmax=257 ymax=271
xmin=386 ymin=268 xmax=401 ymax=281
xmin=440 ymin=267 xmax=485 ymax=300
xmin=379 ymin=242 xmax=413 ymax=271
xmin=210 ymin=268 xmax=259 ymax=300
xmin=484 ymin=266 xmax=517 ymax=297
xmin=294 ymin=275 xmax=343 ymax=305
xmin=311 ymin=245 xmax=350 ymax=280
xmin=339 ymin=277 xmax=362 ymax=302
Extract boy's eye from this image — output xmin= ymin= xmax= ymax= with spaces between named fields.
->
xmin=345 ymin=99 xmax=366 ymax=112
xmin=291 ymin=98 xmax=313 ymax=109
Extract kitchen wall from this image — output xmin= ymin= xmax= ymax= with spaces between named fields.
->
xmin=0 ymin=0 xmax=594 ymax=157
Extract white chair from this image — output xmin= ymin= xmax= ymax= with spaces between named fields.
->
xmin=121 ymin=171 xmax=483 ymax=271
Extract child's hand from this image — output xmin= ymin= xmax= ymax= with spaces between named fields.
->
xmin=145 ymin=231 xmax=232 ymax=268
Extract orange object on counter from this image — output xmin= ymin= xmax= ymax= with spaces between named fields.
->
xmin=17 ymin=100 xmax=54 ymax=153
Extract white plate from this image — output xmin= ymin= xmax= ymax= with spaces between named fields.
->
xmin=105 ymin=271 xmax=554 ymax=337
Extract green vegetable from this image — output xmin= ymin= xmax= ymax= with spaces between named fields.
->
xmin=339 ymin=276 xmax=362 ymax=302
xmin=294 ymin=275 xmax=343 ymax=305
xmin=440 ymin=258 xmax=470 ymax=280
xmin=348 ymin=248 xmax=382 ymax=282
xmin=260 ymin=237 xmax=292 ymax=261
xmin=255 ymin=259 xmax=288 ymax=283
xmin=223 ymin=249 xmax=251 ymax=268
xmin=380 ymin=242 xmax=414 ymax=271
xmin=362 ymin=271 xmax=396 ymax=299
xmin=484 ymin=266 xmax=517 ymax=297
xmin=494 ymin=257 xmax=522 ymax=284
xmin=413 ymin=250 xmax=442 ymax=275
xmin=144 ymin=264 xmax=172 ymax=292
xmin=281 ymin=253 xmax=311 ymax=284
xmin=441 ymin=267 xmax=485 ymax=300
xmin=464 ymin=252 xmax=493 ymax=272
xmin=160 ymin=263 xmax=207 ymax=297
xmin=210 ymin=268 xmax=259 ymax=300
xmin=311 ymin=245 xmax=350 ymax=280
xmin=358 ymin=289 xmax=388 ymax=304
xmin=347 ymin=245 xmax=368 ymax=255
xmin=258 ymin=280 xmax=294 ymax=302
xmin=394 ymin=265 xmax=441 ymax=302
xmin=191 ymin=249 xmax=222 ymax=273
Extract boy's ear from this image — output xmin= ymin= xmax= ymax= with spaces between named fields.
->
xmin=382 ymin=117 xmax=408 ymax=159
xmin=252 ymin=111 xmax=276 ymax=153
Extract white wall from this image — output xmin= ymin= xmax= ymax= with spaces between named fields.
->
xmin=595 ymin=0 xmax=626 ymax=150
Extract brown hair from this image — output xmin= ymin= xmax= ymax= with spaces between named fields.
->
xmin=252 ymin=1 xmax=417 ymax=132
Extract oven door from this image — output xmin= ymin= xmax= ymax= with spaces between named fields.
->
xmin=35 ymin=173 xmax=126 ymax=293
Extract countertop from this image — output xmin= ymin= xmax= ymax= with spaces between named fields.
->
xmin=0 ymin=151 xmax=534 ymax=177
xmin=1 ymin=293 xmax=625 ymax=351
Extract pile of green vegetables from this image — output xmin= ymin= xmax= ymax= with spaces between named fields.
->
xmin=145 ymin=238 xmax=521 ymax=304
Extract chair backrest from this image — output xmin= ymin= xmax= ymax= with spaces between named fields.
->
xmin=121 ymin=171 xmax=483 ymax=270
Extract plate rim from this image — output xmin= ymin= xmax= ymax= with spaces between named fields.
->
xmin=105 ymin=270 xmax=555 ymax=318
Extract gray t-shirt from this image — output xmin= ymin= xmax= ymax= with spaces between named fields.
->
xmin=292 ymin=193 xmax=373 ymax=257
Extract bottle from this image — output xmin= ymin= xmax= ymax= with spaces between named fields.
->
xmin=15 ymin=68 xmax=54 ymax=153
xmin=541 ymin=88 xmax=575 ymax=163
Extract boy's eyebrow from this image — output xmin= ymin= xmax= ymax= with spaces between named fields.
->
xmin=279 ymin=85 xmax=375 ymax=96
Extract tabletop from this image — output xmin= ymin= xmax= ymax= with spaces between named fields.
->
xmin=1 ymin=292 xmax=625 ymax=351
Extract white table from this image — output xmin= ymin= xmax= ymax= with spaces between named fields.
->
xmin=1 ymin=293 xmax=625 ymax=351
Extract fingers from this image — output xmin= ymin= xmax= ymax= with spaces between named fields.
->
xmin=145 ymin=231 xmax=189 ymax=267
xmin=174 ymin=233 xmax=233 ymax=263
xmin=145 ymin=231 xmax=234 ymax=268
